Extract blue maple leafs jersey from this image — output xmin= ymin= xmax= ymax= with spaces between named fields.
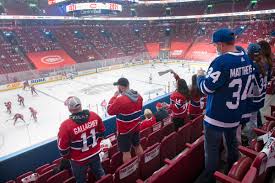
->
xmin=197 ymin=51 xmax=253 ymax=129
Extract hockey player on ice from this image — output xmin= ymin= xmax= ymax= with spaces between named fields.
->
xmin=4 ymin=101 xmax=12 ymax=114
xmin=13 ymin=113 xmax=25 ymax=126
xmin=30 ymin=85 xmax=38 ymax=95
xmin=29 ymin=107 xmax=38 ymax=122
xmin=17 ymin=94 xmax=25 ymax=107
xmin=149 ymin=73 xmax=152 ymax=84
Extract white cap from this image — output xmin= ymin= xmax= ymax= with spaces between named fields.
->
xmin=64 ymin=96 xmax=81 ymax=110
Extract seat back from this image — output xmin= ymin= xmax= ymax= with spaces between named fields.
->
xmin=114 ymin=157 xmax=139 ymax=183
xmin=139 ymin=143 xmax=161 ymax=180
xmin=140 ymin=127 xmax=152 ymax=139
xmin=52 ymin=157 xmax=63 ymax=165
xmin=16 ymin=171 xmax=33 ymax=183
xmin=36 ymin=170 xmax=54 ymax=183
xmin=108 ymin=144 xmax=118 ymax=158
xmin=190 ymin=115 xmax=203 ymax=143
xmin=161 ymin=122 xmax=175 ymax=139
xmin=63 ymin=177 xmax=76 ymax=183
xmin=110 ymin=152 xmax=123 ymax=174
xmin=46 ymin=170 xmax=70 ymax=183
xmin=40 ymin=164 xmax=58 ymax=174
xmin=228 ymin=157 xmax=253 ymax=181
xmin=96 ymin=174 xmax=114 ymax=183
xmin=102 ymin=158 xmax=111 ymax=174
xmin=152 ymin=122 xmax=162 ymax=132
xmin=160 ymin=132 xmax=177 ymax=163
xmin=251 ymin=152 xmax=268 ymax=183
xmin=147 ymin=129 xmax=162 ymax=147
xmin=35 ymin=163 xmax=50 ymax=174
xmin=176 ymin=122 xmax=191 ymax=154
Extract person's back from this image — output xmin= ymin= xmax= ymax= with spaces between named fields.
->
xmin=200 ymin=51 xmax=253 ymax=128
xmin=155 ymin=108 xmax=169 ymax=122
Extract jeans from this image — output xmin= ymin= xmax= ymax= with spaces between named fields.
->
xmin=195 ymin=122 xmax=239 ymax=183
xmin=70 ymin=154 xmax=105 ymax=183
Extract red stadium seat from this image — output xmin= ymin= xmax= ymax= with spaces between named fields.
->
xmin=214 ymin=167 xmax=257 ymax=183
xmin=52 ymin=157 xmax=63 ymax=165
xmin=40 ymin=164 xmax=58 ymax=174
xmin=250 ymin=153 xmax=269 ymax=183
xmin=228 ymin=157 xmax=253 ymax=181
xmin=36 ymin=170 xmax=54 ymax=183
xmin=176 ymin=122 xmax=191 ymax=154
xmin=35 ymin=163 xmax=50 ymax=174
xmin=63 ymin=177 xmax=76 ymax=183
xmin=5 ymin=180 xmax=15 ymax=183
xmin=114 ymin=157 xmax=139 ymax=183
xmin=162 ymin=116 xmax=172 ymax=126
xmin=47 ymin=170 xmax=70 ymax=183
xmin=16 ymin=171 xmax=33 ymax=183
xmin=190 ymin=115 xmax=204 ymax=143
xmin=110 ymin=152 xmax=123 ymax=174
xmin=108 ymin=144 xmax=118 ymax=158
xmin=160 ymin=132 xmax=177 ymax=164
xmin=140 ymin=137 xmax=147 ymax=150
xmin=102 ymin=158 xmax=111 ymax=174
xmin=152 ymin=122 xmax=162 ymax=132
xmin=140 ymin=127 xmax=152 ymax=139
xmin=139 ymin=143 xmax=161 ymax=180
xmin=161 ymin=122 xmax=175 ymax=139
xmin=96 ymin=174 xmax=114 ymax=183
xmin=147 ymin=129 xmax=162 ymax=147
xmin=106 ymin=133 xmax=117 ymax=145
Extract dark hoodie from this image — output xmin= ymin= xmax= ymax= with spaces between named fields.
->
xmin=69 ymin=110 xmax=90 ymax=124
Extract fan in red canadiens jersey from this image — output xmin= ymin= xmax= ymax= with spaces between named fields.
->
xmin=58 ymin=96 xmax=106 ymax=182
xmin=107 ymin=77 xmax=144 ymax=163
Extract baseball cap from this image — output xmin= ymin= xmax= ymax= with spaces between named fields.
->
xmin=156 ymin=102 xmax=162 ymax=109
xmin=113 ymin=77 xmax=129 ymax=87
xmin=212 ymin=28 xmax=235 ymax=43
xmin=247 ymin=43 xmax=261 ymax=56
xmin=64 ymin=96 xmax=81 ymax=110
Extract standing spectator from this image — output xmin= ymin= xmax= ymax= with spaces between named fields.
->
xmin=107 ymin=77 xmax=143 ymax=163
xmin=58 ymin=96 xmax=105 ymax=182
xmin=140 ymin=109 xmax=157 ymax=130
xmin=188 ymin=74 xmax=205 ymax=120
xmin=257 ymin=40 xmax=273 ymax=127
xmin=166 ymin=70 xmax=189 ymax=130
xmin=154 ymin=102 xmax=169 ymax=122
xmin=242 ymin=43 xmax=269 ymax=144
xmin=194 ymin=28 xmax=253 ymax=183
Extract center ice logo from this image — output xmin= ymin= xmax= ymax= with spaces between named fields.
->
xmin=41 ymin=55 xmax=64 ymax=65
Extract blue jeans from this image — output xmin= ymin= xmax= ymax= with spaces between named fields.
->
xmin=70 ymin=154 xmax=105 ymax=183
xmin=195 ymin=122 xmax=239 ymax=183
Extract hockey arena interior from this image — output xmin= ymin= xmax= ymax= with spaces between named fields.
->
xmin=0 ymin=0 xmax=275 ymax=182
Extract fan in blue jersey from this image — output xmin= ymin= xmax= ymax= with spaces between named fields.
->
xmin=242 ymin=43 xmax=268 ymax=144
xmin=194 ymin=28 xmax=254 ymax=183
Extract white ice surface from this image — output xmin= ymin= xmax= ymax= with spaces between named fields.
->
xmin=0 ymin=62 xmax=209 ymax=157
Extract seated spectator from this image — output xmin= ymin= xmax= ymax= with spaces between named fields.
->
xmin=154 ymin=102 xmax=169 ymax=122
xmin=140 ymin=109 xmax=157 ymax=130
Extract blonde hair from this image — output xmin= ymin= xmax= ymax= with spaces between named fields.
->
xmin=144 ymin=109 xmax=153 ymax=119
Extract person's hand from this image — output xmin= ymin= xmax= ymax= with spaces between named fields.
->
xmin=197 ymin=68 xmax=205 ymax=76
xmin=114 ymin=91 xmax=120 ymax=97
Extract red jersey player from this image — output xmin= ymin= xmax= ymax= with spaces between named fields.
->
xmin=30 ymin=85 xmax=38 ymax=95
xmin=13 ymin=113 xmax=25 ymax=126
xmin=29 ymin=107 xmax=37 ymax=121
xmin=17 ymin=94 xmax=25 ymax=106
xmin=4 ymin=101 xmax=12 ymax=114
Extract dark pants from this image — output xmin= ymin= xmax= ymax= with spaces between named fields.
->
xmin=117 ymin=131 xmax=140 ymax=152
xmin=195 ymin=123 xmax=239 ymax=183
xmin=172 ymin=117 xmax=185 ymax=130
xmin=257 ymin=110 xmax=263 ymax=128
xmin=70 ymin=154 xmax=105 ymax=183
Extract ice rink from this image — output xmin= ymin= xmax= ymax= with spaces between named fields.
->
xmin=0 ymin=62 xmax=209 ymax=157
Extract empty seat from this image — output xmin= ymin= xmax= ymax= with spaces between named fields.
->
xmin=114 ymin=157 xmax=139 ymax=183
xmin=147 ymin=129 xmax=162 ymax=147
xmin=140 ymin=137 xmax=147 ymax=150
xmin=52 ymin=157 xmax=63 ymax=165
xmin=63 ymin=177 xmax=76 ymax=183
xmin=47 ymin=170 xmax=70 ymax=183
xmin=228 ymin=157 xmax=253 ymax=181
xmin=36 ymin=170 xmax=54 ymax=183
xmin=110 ymin=152 xmax=123 ymax=174
xmin=190 ymin=115 xmax=203 ymax=143
xmin=152 ymin=122 xmax=162 ymax=132
xmin=215 ymin=167 xmax=257 ymax=183
xmin=40 ymin=164 xmax=58 ymax=174
xmin=160 ymin=132 xmax=177 ymax=163
xmin=16 ymin=171 xmax=33 ymax=183
xmin=176 ymin=122 xmax=191 ymax=154
xmin=36 ymin=163 xmax=50 ymax=174
xmin=5 ymin=180 xmax=15 ymax=183
xmin=140 ymin=127 xmax=152 ymax=139
xmin=161 ymin=122 xmax=175 ymax=139
xmin=108 ymin=144 xmax=118 ymax=158
xmin=102 ymin=158 xmax=111 ymax=174
xmin=96 ymin=174 xmax=114 ymax=183
xmin=139 ymin=143 xmax=161 ymax=180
